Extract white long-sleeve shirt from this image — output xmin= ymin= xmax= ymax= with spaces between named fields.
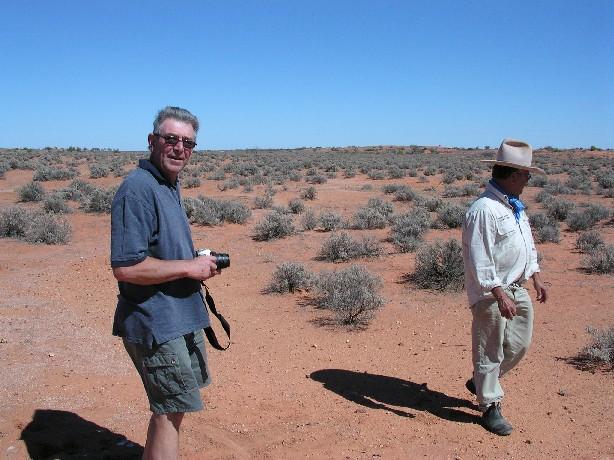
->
xmin=462 ymin=182 xmax=540 ymax=306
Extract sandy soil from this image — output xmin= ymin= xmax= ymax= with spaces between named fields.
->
xmin=0 ymin=154 xmax=612 ymax=459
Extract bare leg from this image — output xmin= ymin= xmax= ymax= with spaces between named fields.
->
xmin=143 ymin=412 xmax=185 ymax=460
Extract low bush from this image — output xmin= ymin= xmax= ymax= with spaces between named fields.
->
xmin=317 ymin=232 xmax=382 ymax=262
xmin=389 ymin=208 xmax=431 ymax=252
xmin=63 ymin=179 xmax=96 ymax=201
xmin=254 ymin=193 xmax=274 ymax=209
xmin=43 ymin=193 xmax=72 ymax=214
xmin=393 ymin=185 xmax=418 ymax=202
xmin=350 ymin=206 xmax=388 ymax=230
xmin=33 ymin=166 xmax=78 ymax=182
xmin=89 ymin=164 xmax=110 ymax=179
xmin=432 ymin=203 xmax=465 ymax=229
xmin=581 ymin=244 xmax=614 ymax=274
xmin=580 ymin=326 xmax=614 ymax=367
xmin=79 ymin=186 xmax=116 ymax=213
xmin=183 ymin=176 xmax=201 ymax=189
xmin=288 ymin=198 xmax=305 ymax=214
xmin=300 ymin=186 xmax=317 ymax=200
xmin=0 ymin=207 xmax=71 ymax=244
xmin=544 ymin=198 xmax=575 ymax=221
xmin=565 ymin=205 xmax=606 ymax=232
xmin=575 ymin=230 xmax=604 ymax=253
xmin=319 ymin=210 xmax=345 ymax=232
xmin=265 ymin=262 xmax=315 ymax=293
xmin=252 ymin=211 xmax=295 ymax=241
xmin=185 ymin=196 xmax=251 ymax=225
xmin=315 ymin=265 xmax=385 ymax=325
xmin=17 ymin=181 xmax=45 ymax=202
xmin=412 ymin=239 xmax=464 ymax=291
xmin=529 ymin=213 xmax=560 ymax=243
xmin=301 ymin=209 xmax=318 ymax=231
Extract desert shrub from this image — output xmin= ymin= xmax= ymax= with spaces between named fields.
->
xmin=307 ymin=174 xmax=327 ymax=184
xmin=565 ymin=173 xmax=592 ymax=194
xmin=580 ymin=326 xmax=614 ymax=367
xmin=544 ymin=198 xmax=575 ymax=221
xmin=389 ymin=208 xmax=431 ymax=252
xmin=266 ymin=262 xmax=315 ymax=293
xmin=534 ymin=190 xmax=553 ymax=204
xmin=596 ymin=172 xmax=614 ymax=190
xmin=367 ymin=169 xmax=386 ymax=180
xmin=17 ymin=181 xmax=45 ymax=202
xmin=43 ymin=193 xmax=71 ymax=214
xmin=89 ymin=164 xmax=110 ymax=179
xmin=0 ymin=206 xmax=29 ymax=238
xmin=315 ymin=265 xmax=385 ymax=325
xmin=350 ymin=206 xmax=388 ymax=230
xmin=183 ymin=176 xmax=201 ymax=189
xmin=529 ymin=213 xmax=560 ymax=243
xmin=393 ymin=185 xmax=418 ymax=202
xmin=63 ymin=179 xmax=96 ymax=200
xmin=79 ymin=186 xmax=116 ymax=213
xmin=343 ymin=168 xmax=356 ymax=178
xmin=252 ymin=211 xmax=295 ymax=241
xmin=565 ymin=206 xmax=609 ymax=232
xmin=575 ymin=230 xmax=605 ymax=253
xmin=301 ymin=209 xmax=318 ymax=231
xmin=529 ymin=175 xmax=548 ymax=187
xmin=185 ymin=197 xmax=251 ymax=225
xmin=544 ymin=180 xmax=573 ymax=195
xmin=581 ymin=244 xmax=614 ymax=274
xmin=583 ymin=203 xmax=610 ymax=222
xmin=382 ymin=184 xmax=404 ymax=194
xmin=23 ymin=211 xmax=72 ymax=244
xmin=33 ymin=166 xmax=78 ymax=181
xmin=319 ymin=210 xmax=345 ymax=232
xmin=423 ymin=197 xmax=444 ymax=212
xmin=387 ymin=166 xmax=405 ymax=179
xmin=412 ymin=239 xmax=464 ymax=291
xmin=0 ymin=207 xmax=71 ymax=244
xmin=300 ymin=186 xmax=317 ymax=200
xmin=317 ymin=232 xmax=383 ymax=262
xmin=433 ymin=203 xmax=465 ymax=229
xmin=254 ymin=193 xmax=274 ymax=209
xmin=288 ymin=198 xmax=305 ymax=214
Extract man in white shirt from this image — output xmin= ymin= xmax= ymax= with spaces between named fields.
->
xmin=462 ymin=139 xmax=548 ymax=436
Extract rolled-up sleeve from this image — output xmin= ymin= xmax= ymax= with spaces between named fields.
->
xmin=463 ymin=208 xmax=501 ymax=292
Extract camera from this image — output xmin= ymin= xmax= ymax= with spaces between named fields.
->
xmin=196 ymin=248 xmax=230 ymax=269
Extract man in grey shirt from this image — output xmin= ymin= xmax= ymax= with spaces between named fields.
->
xmin=462 ymin=139 xmax=548 ymax=436
xmin=111 ymin=106 xmax=219 ymax=459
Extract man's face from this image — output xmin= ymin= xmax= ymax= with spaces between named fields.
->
xmin=510 ymin=170 xmax=531 ymax=196
xmin=147 ymin=118 xmax=196 ymax=183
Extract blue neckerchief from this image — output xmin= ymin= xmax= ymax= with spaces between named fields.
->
xmin=490 ymin=179 xmax=525 ymax=222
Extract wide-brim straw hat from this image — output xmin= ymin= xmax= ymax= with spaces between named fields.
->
xmin=481 ymin=138 xmax=546 ymax=175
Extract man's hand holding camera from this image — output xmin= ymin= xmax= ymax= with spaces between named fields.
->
xmin=189 ymin=255 xmax=220 ymax=281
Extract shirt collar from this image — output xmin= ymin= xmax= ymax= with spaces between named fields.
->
xmin=138 ymin=159 xmax=177 ymax=187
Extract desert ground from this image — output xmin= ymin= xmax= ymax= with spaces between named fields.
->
xmin=0 ymin=146 xmax=612 ymax=459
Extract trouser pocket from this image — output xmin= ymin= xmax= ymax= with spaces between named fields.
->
xmin=142 ymin=353 xmax=187 ymax=398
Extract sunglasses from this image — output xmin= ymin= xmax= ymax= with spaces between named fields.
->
xmin=154 ymin=133 xmax=197 ymax=149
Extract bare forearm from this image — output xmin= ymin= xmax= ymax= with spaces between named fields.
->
xmin=113 ymin=257 xmax=192 ymax=285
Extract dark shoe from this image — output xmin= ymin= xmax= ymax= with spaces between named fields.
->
xmin=465 ymin=378 xmax=476 ymax=395
xmin=482 ymin=403 xmax=513 ymax=436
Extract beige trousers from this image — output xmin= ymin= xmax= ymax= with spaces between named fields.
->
xmin=471 ymin=285 xmax=534 ymax=409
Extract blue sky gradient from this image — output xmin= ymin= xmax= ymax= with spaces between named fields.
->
xmin=1 ymin=1 xmax=612 ymax=150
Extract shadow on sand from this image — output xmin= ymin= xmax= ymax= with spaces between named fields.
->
xmin=20 ymin=409 xmax=143 ymax=459
xmin=311 ymin=369 xmax=480 ymax=423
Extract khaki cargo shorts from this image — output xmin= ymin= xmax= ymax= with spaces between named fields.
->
xmin=123 ymin=329 xmax=212 ymax=414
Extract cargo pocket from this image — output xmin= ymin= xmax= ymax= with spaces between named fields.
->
xmin=142 ymin=353 xmax=187 ymax=398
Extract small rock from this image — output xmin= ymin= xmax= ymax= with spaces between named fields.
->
xmin=48 ymin=353 xmax=55 ymax=357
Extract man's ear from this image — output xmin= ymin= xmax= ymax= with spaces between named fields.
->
xmin=147 ymin=133 xmax=155 ymax=152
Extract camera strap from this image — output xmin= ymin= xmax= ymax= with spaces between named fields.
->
xmin=199 ymin=284 xmax=231 ymax=350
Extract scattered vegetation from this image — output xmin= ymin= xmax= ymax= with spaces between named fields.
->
xmin=317 ymin=232 xmax=383 ymax=262
xmin=581 ymin=244 xmax=614 ymax=274
xmin=265 ymin=262 xmax=315 ymax=294
xmin=411 ymin=239 xmax=464 ymax=291
xmin=252 ymin=211 xmax=295 ymax=241
xmin=0 ymin=206 xmax=71 ymax=244
xmin=17 ymin=181 xmax=45 ymax=202
xmin=315 ymin=265 xmax=385 ymax=325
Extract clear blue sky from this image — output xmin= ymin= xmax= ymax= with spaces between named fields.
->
xmin=1 ymin=1 xmax=612 ymax=150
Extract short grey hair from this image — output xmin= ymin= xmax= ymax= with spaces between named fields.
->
xmin=153 ymin=106 xmax=199 ymax=134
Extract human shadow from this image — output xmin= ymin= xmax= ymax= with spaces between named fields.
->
xmin=20 ymin=409 xmax=143 ymax=459
xmin=310 ymin=369 xmax=480 ymax=423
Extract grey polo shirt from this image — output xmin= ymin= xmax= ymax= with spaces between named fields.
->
xmin=111 ymin=159 xmax=210 ymax=347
